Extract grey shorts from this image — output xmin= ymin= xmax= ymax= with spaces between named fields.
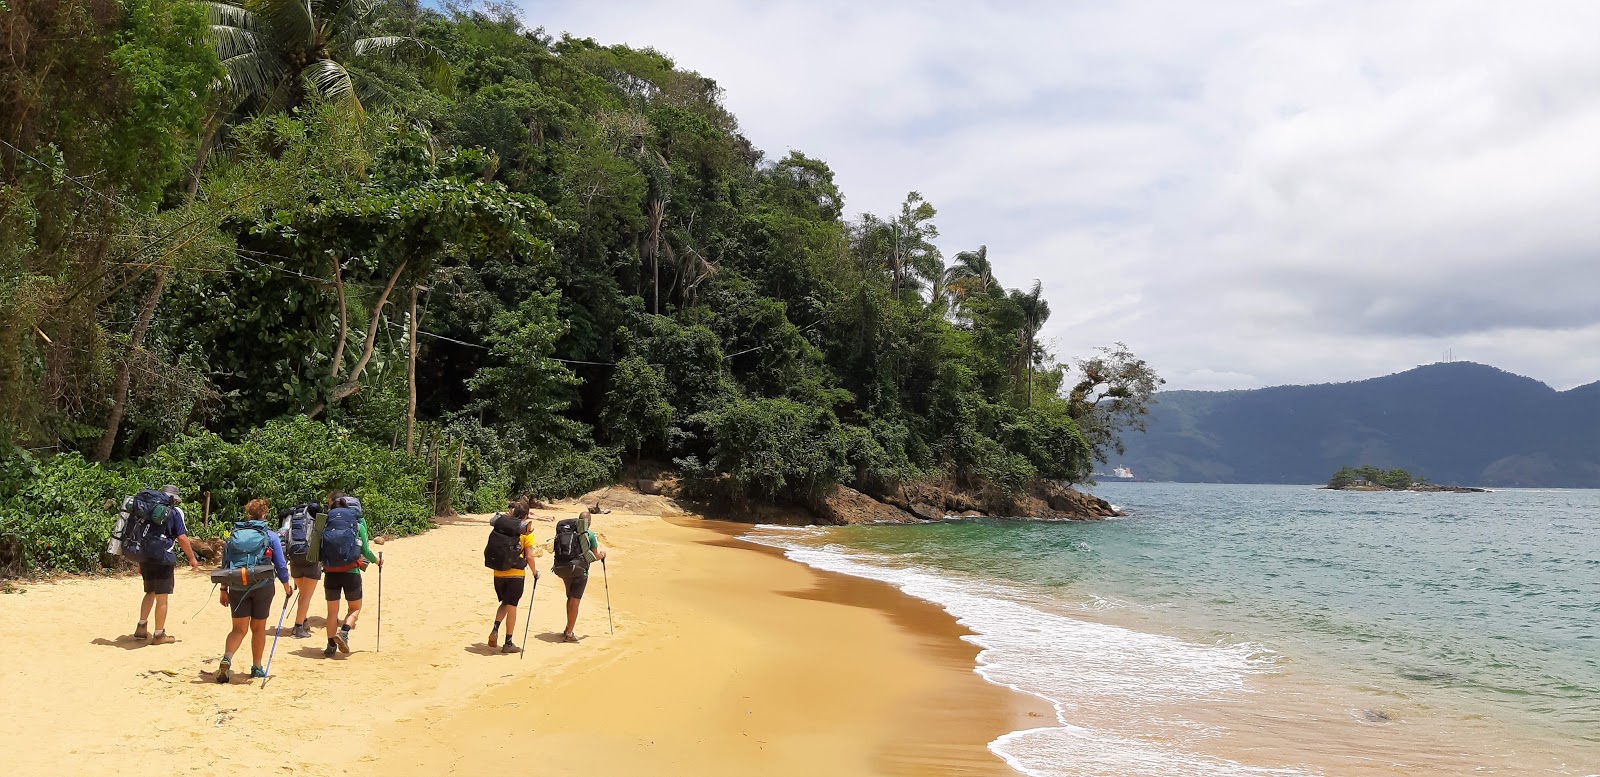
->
xmin=290 ymin=558 xmax=321 ymax=581
xmin=554 ymin=564 xmax=589 ymax=600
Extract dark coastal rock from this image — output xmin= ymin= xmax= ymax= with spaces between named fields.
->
xmin=908 ymin=502 xmax=945 ymax=521
xmin=813 ymin=485 xmax=920 ymax=525
xmin=853 ymin=479 xmax=1118 ymax=522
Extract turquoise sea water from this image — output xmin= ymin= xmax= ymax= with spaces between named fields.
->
xmin=746 ymin=483 xmax=1600 ymax=776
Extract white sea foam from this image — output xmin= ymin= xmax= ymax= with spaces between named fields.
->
xmin=744 ymin=528 xmax=1319 ymax=777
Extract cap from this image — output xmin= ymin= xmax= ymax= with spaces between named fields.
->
xmin=160 ymin=485 xmax=183 ymax=501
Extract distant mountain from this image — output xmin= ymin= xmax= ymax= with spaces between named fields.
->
xmin=1112 ymin=362 xmax=1600 ymax=487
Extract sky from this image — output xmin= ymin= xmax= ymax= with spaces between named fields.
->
xmin=519 ymin=0 xmax=1600 ymax=391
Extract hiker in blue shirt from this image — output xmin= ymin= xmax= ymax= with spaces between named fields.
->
xmin=216 ymin=498 xmax=291 ymax=683
xmin=133 ymin=484 xmax=201 ymax=645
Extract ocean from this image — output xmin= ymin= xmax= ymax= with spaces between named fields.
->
xmin=745 ymin=483 xmax=1600 ymax=776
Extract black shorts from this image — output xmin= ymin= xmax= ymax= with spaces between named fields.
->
xmin=555 ymin=565 xmax=588 ymax=600
xmin=139 ymin=562 xmax=176 ymax=595
xmin=324 ymin=570 xmax=363 ymax=602
xmin=228 ymin=585 xmax=275 ymax=620
xmin=290 ymin=558 xmax=321 ymax=581
xmin=493 ymin=576 xmax=525 ymax=607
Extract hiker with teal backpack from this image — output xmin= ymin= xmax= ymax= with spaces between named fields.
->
xmin=113 ymin=484 xmax=201 ymax=645
xmin=214 ymin=498 xmax=291 ymax=683
xmin=276 ymin=500 xmax=324 ymax=639
xmin=319 ymin=492 xmax=381 ymax=658
xmin=551 ymin=507 xmax=605 ymax=643
xmin=483 ymin=503 xmax=539 ymax=654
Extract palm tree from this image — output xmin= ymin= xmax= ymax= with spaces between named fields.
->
xmin=206 ymin=0 xmax=448 ymax=113
xmin=1010 ymin=280 xmax=1050 ymax=407
xmin=943 ymin=244 xmax=996 ymax=317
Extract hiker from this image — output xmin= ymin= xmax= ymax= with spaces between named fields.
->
xmin=319 ymin=491 xmax=381 ymax=657
xmin=484 ymin=505 xmax=539 ymax=654
xmin=216 ymin=499 xmax=292 ymax=683
xmin=276 ymin=501 xmax=324 ymax=638
xmin=551 ymin=507 xmax=605 ymax=642
xmin=124 ymin=485 xmax=201 ymax=645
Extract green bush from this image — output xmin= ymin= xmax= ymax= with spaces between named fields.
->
xmin=678 ymin=395 xmax=849 ymax=505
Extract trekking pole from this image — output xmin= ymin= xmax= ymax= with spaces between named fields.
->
xmin=375 ymin=551 xmax=383 ymax=653
xmin=262 ymin=590 xmax=297 ymax=689
xmin=520 ymin=575 xmax=536 ymax=661
xmin=184 ymin=583 xmax=218 ymax=624
xmin=601 ymin=558 xmax=613 ymax=635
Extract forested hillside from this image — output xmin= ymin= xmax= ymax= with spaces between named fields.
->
xmin=1115 ymin=362 xmax=1600 ymax=487
xmin=0 ymin=1 xmax=1156 ymax=573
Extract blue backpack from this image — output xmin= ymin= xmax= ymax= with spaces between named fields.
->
xmin=121 ymin=489 xmax=177 ymax=565
xmin=321 ymin=507 xmax=362 ymax=567
xmin=283 ymin=504 xmax=316 ymax=558
xmin=222 ymin=520 xmax=272 ymax=591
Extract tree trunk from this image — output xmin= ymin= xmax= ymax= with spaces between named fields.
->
xmin=183 ymin=109 xmax=223 ymax=199
xmin=405 ymin=285 xmax=419 ymax=455
xmin=1026 ymin=333 xmax=1035 ymax=408
xmin=646 ymin=197 xmax=663 ymax=315
xmin=312 ymin=260 xmax=406 ymax=417
xmin=94 ymin=268 xmax=169 ymax=463
xmin=328 ymin=256 xmax=348 ymax=378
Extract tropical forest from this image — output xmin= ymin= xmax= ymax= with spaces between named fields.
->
xmin=0 ymin=0 xmax=1159 ymax=574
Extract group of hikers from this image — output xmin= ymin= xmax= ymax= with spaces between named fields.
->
xmin=109 ymin=485 xmax=606 ymax=684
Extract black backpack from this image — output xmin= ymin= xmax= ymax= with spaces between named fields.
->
xmin=121 ymin=489 xmax=178 ymax=565
xmin=282 ymin=504 xmax=317 ymax=559
xmin=483 ymin=513 xmax=526 ymax=571
xmin=552 ymin=518 xmax=586 ymax=570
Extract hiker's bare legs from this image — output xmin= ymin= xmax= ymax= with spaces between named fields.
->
xmin=500 ymin=603 xmax=516 ymax=638
xmin=224 ymin=616 xmax=249 ymax=657
xmin=295 ymin=578 xmax=317 ymax=626
xmin=325 ymin=600 xmax=341 ymax=639
xmin=250 ymin=618 xmax=268 ymax=665
xmin=149 ymin=593 xmax=169 ymax=632
xmin=343 ymin=597 xmax=364 ymax=629
xmin=139 ymin=593 xmax=157 ymax=628
xmin=565 ymin=597 xmax=580 ymax=635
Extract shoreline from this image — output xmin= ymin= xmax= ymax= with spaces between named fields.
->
xmin=0 ymin=505 xmax=1039 ymax=776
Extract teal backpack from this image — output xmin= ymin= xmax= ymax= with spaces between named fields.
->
xmin=222 ymin=520 xmax=272 ymax=591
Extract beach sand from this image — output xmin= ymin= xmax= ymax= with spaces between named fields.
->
xmin=0 ymin=506 xmax=1038 ymax=775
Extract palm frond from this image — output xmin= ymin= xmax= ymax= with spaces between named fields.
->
xmin=204 ymin=1 xmax=256 ymax=29
xmin=303 ymin=58 xmax=364 ymax=113
xmin=209 ymin=24 xmax=261 ymax=60
xmin=219 ymin=51 xmax=286 ymax=102
xmin=249 ymin=0 xmax=316 ymax=51
xmin=353 ymin=35 xmax=453 ymax=90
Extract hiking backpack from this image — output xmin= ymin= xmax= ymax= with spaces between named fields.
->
xmin=320 ymin=507 xmax=362 ymax=567
xmin=283 ymin=504 xmax=317 ymax=558
xmin=119 ymin=489 xmax=178 ymax=565
xmin=483 ymin=513 xmax=527 ymax=571
xmin=552 ymin=518 xmax=588 ymax=573
xmin=222 ymin=520 xmax=272 ymax=591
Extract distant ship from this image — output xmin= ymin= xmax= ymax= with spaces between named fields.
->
xmin=1092 ymin=466 xmax=1139 ymax=482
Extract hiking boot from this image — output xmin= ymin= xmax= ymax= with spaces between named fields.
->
xmin=291 ymin=623 xmax=310 ymax=639
xmin=250 ymin=666 xmax=266 ymax=680
xmin=133 ymin=622 xmax=149 ymax=640
xmin=324 ymin=640 xmax=338 ymax=658
xmin=215 ymin=658 xmax=231 ymax=684
xmin=149 ymin=631 xmax=174 ymax=645
xmin=333 ymin=627 xmax=350 ymax=654
xmin=500 ymin=640 xmax=521 ymax=654
xmin=562 ymin=631 xmax=578 ymax=643
xmin=488 ymin=632 xmax=499 ymax=648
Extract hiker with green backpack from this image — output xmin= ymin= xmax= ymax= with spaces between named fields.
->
xmin=552 ymin=508 xmax=606 ymax=643
xmin=483 ymin=504 xmax=539 ymax=654
xmin=214 ymin=498 xmax=291 ymax=683
xmin=318 ymin=492 xmax=381 ymax=658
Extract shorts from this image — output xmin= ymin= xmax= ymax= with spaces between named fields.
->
xmin=493 ymin=577 xmax=525 ymax=607
xmin=324 ymin=570 xmax=363 ymax=602
xmin=227 ymin=585 xmax=275 ymax=620
xmin=290 ymin=558 xmax=321 ymax=581
xmin=555 ymin=565 xmax=588 ymax=600
xmin=139 ymin=562 xmax=176 ymax=595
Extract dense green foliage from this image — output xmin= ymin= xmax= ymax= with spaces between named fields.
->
xmin=1327 ymin=466 xmax=1417 ymax=490
xmin=1 ymin=1 xmax=1157 ymax=574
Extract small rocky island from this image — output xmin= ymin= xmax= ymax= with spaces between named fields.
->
xmin=1323 ymin=465 xmax=1485 ymax=493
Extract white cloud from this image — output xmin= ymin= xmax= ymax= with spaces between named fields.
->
xmin=521 ymin=0 xmax=1600 ymax=390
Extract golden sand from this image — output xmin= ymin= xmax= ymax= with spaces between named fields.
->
xmin=0 ymin=507 xmax=1037 ymax=775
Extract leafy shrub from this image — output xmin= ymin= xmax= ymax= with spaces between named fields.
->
xmin=678 ymin=395 xmax=848 ymax=505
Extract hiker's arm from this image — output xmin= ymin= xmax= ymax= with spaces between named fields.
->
xmin=523 ymin=542 xmax=539 ymax=579
xmin=177 ymin=534 xmax=200 ymax=571
xmin=267 ymin=531 xmax=291 ymax=592
xmin=590 ymin=532 xmax=606 ymax=562
xmin=358 ymin=522 xmax=379 ymax=566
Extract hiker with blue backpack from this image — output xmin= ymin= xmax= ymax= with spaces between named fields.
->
xmin=277 ymin=500 xmax=325 ymax=639
xmin=114 ymin=485 xmax=201 ymax=645
xmin=319 ymin=492 xmax=381 ymax=658
xmin=214 ymin=498 xmax=292 ymax=683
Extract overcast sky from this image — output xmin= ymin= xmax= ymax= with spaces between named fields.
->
xmin=521 ymin=0 xmax=1600 ymax=390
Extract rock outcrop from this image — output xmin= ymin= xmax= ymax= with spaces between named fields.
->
xmin=813 ymin=485 xmax=921 ymax=525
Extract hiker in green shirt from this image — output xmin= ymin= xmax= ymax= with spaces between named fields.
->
xmin=319 ymin=492 xmax=381 ymax=657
